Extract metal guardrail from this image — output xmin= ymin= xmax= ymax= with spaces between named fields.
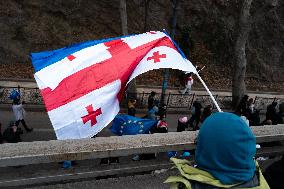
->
xmin=0 ymin=86 xmax=43 ymax=105
xmin=126 ymin=92 xmax=283 ymax=111
xmin=0 ymin=86 xmax=283 ymax=110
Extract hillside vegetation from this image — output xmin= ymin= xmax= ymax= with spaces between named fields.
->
xmin=0 ymin=0 xmax=283 ymax=91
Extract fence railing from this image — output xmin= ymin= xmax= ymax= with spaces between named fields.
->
xmin=126 ymin=92 xmax=283 ymax=111
xmin=0 ymin=86 xmax=283 ymax=111
xmin=0 ymin=125 xmax=283 ymax=187
xmin=0 ymin=86 xmax=43 ymax=105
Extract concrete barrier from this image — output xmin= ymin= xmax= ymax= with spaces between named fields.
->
xmin=1 ymin=125 xmax=283 ymax=168
xmin=0 ymin=125 xmax=283 ymax=187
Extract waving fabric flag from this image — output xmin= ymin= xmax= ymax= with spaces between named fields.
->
xmin=31 ymin=31 xmax=197 ymax=140
xmin=110 ymin=115 xmax=158 ymax=136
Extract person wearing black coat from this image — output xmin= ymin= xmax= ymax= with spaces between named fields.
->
xmin=201 ymin=105 xmax=213 ymax=123
xmin=3 ymin=121 xmax=23 ymax=143
xmin=147 ymin=91 xmax=156 ymax=110
xmin=236 ymin=95 xmax=249 ymax=115
xmin=177 ymin=117 xmax=188 ymax=132
xmin=188 ymin=101 xmax=202 ymax=130
xmin=265 ymin=102 xmax=282 ymax=125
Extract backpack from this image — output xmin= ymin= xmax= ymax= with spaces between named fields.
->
xmin=9 ymin=90 xmax=20 ymax=100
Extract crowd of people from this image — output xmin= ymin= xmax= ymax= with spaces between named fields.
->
xmin=236 ymin=95 xmax=283 ymax=126
xmin=2 ymin=89 xmax=282 ymax=144
xmin=128 ymin=68 xmax=284 ymax=132
xmin=127 ymin=91 xmax=166 ymax=121
xmin=1 ymin=87 xmax=283 ymax=188
xmin=127 ymin=91 xmax=283 ymax=134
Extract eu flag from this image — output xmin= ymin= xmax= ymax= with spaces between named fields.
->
xmin=110 ymin=115 xmax=158 ymax=136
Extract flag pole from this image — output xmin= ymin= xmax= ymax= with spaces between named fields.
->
xmin=195 ymin=72 xmax=222 ymax=112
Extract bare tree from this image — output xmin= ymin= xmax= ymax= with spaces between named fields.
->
xmin=120 ymin=0 xmax=128 ymax=35
xmin=232 ymin=0 xmax=253 ymax=109
xmin=232 ymin=0 xmax=278 ymax=109
xmin=120 ymin=0 xmax=137 ymax=97
xmin=144 ymin=0 xmax=151 ymax=31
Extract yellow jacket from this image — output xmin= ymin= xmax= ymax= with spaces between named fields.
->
xmin=165 ymin=158 xmax=270 ymax=189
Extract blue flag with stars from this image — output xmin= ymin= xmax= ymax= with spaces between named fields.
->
xmin=110 ymin=115 xmax=158 ymax=136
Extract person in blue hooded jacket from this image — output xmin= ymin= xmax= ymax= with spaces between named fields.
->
xmin=165 ymin=112 xmax=270 ymax=189
xmin=147 ymin=100 xmax=159 ymax=120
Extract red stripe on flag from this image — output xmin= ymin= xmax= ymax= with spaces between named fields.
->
xmin=41 ymin=37 xmax=176 ymax=111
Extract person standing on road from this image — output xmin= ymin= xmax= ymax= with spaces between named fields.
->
xmin=264 ymin=101 xmax=282 ymax=125
xmin=147 ymin=100 xmax=159 ymax=120
xmin=201 ymin=105 xmax=213 ymax=123
xmin=236 ymin=95 xmax=249 ymax=116
xmin=158 ymin=103 xmax=167 ymax=120
xmin=180 ymin=72 xmax=193 ymax=95
xmin=177 ymin=117 xmax=188 ymax=132
xmin=127 ymin=98 xmax=137 ymax=117
xmin=3 ymin=121 xmax=23 ymax=143
xmin=12 ymin=97 xmax=33 ymax=132
xmin=147 ymin=91 xmax=156 ymax=111
xmin=246 ymin=98 xmax=260 ymax=126
xmin=188 ymin=101 xmax=202 ymax=130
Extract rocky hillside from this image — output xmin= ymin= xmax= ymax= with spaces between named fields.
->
xmin=0 ymin=0 xmax=283 ymax=91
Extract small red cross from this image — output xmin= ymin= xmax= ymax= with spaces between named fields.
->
xmin=67 ymin=54 xmax=76 ymax=61
xmin=147 ymin=51 xmax=166 ymax=63
xmin=81 ymin=105 xmax=102 ymax=126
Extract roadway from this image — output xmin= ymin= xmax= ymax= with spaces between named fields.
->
xmin=0 ymin=106 xmax=267 ymax=142
xmin=27 ymin=169 xmax=176 ymax=189
xmin=0 ymin=108 xmax=190 ymax=141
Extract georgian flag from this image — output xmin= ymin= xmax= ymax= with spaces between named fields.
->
xmin=31 ymin=31 xmax=197 ymax=140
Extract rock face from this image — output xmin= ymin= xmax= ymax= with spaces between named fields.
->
xmin=0 ymin=0 xmax=283 ymax=82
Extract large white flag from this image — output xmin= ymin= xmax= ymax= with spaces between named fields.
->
xmin=31 ymin=31 xmax=197 ymax=140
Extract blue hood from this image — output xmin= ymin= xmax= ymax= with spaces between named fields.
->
xmin=195 ymin=112 xmax=256 ymax=184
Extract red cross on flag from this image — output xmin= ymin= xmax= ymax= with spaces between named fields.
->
xmin=31 ymin=31 xmax=197 ymax=140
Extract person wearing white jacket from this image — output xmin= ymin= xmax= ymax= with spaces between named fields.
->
xmin=180 ymin=72 xmax=193 ymax=95
xmin=12 ymin=98 xmax=33 ymax=132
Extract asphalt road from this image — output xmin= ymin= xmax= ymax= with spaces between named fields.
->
xmin=0 ymin=108 xmax=191 ymax=141
xmin=27 ymin=169 xmax=176 ymax=189
xmin=0 ymin=107 xmax=267 ymax=142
